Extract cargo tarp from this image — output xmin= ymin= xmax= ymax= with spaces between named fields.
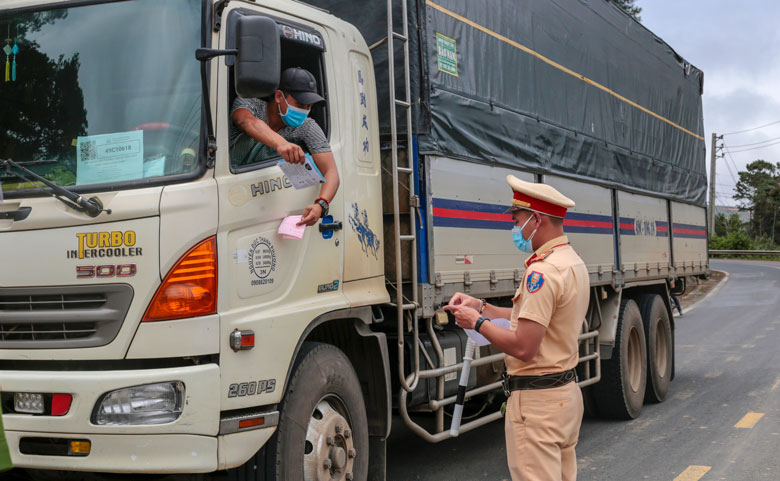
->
xmin=317 ymin=0 xmax=707 ymax=205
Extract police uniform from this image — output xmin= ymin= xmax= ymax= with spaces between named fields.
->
xmin=502 ymin=176 xmax=589 ymax=481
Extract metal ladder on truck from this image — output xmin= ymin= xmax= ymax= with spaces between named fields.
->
xmin=382 ymin=0 xmax=421 ymax=396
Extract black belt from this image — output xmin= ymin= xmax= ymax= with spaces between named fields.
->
xmin=501 ymin=369 xmax=577 ymax=396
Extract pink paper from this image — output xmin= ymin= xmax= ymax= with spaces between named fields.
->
xmin=278 ymin=215 xmax=306 ymax=239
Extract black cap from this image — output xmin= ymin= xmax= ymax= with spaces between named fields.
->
xmin=279 ymin=67 xmax=325 ymax=105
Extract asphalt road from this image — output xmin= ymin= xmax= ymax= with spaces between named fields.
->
xmin=384 ymin=260 xmax=780 ymax=481
xmin=2 ymin=259 xmax=778 ymax=481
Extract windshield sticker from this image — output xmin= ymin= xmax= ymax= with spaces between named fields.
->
xmin=76 ymin=131 xmax=143 ymax=185
xmin=68 ymin=230 xmax=141 ymax=259
xmin=348 ymin=202 xmax=380 ymax=259
xmin=249 ymin=237 xmax=276 ymax=286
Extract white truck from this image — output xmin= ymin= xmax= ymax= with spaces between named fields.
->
xmin=0 ymin=0 xmax=708 ymax=479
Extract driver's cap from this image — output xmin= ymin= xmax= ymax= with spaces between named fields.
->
xmin=279 ymin=67 xmax=325 ymax=105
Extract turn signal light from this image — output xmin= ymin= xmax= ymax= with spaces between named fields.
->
xmin=143 ymin=236 xmax=217 ymax=322
xmin=68 ymin=440 xmax=91 ymax=456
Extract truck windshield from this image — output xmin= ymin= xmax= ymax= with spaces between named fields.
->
xmin=0 ymin=0 xmax=201 ymax=193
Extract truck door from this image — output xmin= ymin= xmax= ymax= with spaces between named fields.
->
xmin=212 ymin=6 xmax=346 ymax=410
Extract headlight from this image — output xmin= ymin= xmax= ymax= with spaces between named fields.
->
xmin=93 ymin=382 xmax=184 ymax=425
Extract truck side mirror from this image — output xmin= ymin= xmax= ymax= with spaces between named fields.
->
xmin=234 ymin=15 xmax=280 ymax=98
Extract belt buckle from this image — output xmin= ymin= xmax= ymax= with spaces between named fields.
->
xmin=501 ymin=372 xmax=510 ymax=397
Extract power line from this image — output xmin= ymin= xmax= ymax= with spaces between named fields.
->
xmin=725 ymin=139 xmax=780 ymax=154
xmin=722 ymin=120 xmax=780 ymax=136
xmin=721 ymin=152 xmax=738 ymax=183
xmin=726 ymin=135 xmax=780 ymax=149
xmin=726 ymin=154 xmax=742 ymax=181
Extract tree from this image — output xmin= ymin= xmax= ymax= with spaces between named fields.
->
xmin=610 ymin=0 xmax=642 ymax=20
xmin=0 ymin=10 xmax=87 ymax=188
xmin=733 ymin=160 xmax=780 ymax=244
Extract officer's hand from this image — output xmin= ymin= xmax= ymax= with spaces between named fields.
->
xmin=443 ymin=304 xmax=480 ymax=330
xmin=277 ymin=141 xmax=305 ymax=164
xmin=448 ymin=292 xmax=481 ymax=311
xmin=297 ymin=203 xmax=323 ymax=227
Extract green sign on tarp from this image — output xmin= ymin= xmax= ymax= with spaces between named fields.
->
xmin=436 ymin=32 xmax=458 ymax=76
xmin=0 ymin=406 xmax=11 ymax=471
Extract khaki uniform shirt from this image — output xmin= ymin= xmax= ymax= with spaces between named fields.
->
xmin=506 ymin=235 xmax=589 ymax=376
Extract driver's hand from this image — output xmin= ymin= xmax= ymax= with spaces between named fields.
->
xmin=277 ymin=141 xmax=305 ymax=164
xmin=297 ymin=203 xmax=323 ymax=226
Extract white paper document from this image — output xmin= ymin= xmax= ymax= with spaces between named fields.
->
xmin=463 ymin=317 xmax=511 ymax=346
xmin=277 ymin=153 xmax=326 ymax=190
xmin=76 ymin=130 xmax=144 ymax=185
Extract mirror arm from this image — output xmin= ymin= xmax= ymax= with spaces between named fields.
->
xmin=195 ymin=48 xmax=236 ymax=168
xmin=195 ymin=48 xmax=238 ymax=61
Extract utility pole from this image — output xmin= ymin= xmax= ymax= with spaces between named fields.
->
xmin=709 ymin=133 xmax=718 ymax=236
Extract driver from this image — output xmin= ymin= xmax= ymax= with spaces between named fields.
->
xmin=230 ymin=67 xmax=339 ymax=226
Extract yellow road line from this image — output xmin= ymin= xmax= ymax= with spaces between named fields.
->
xmin=735 ymin=412 xmax=765 ymax=429
xmin=771 ymin=376 xmax=780 ymax=392
xmin=425 ymin=0 xmax=705 ymax=141
xmin=673 ymin=465 xmax=711 ymax=481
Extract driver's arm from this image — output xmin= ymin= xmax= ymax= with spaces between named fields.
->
xmin=232 ymin=107 xmax=304 ymax=163
xmin=298 ymin=151 xmax=340 ymax=227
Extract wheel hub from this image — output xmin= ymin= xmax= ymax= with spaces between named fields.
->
xmin=304 ymin=399 xmax=355 ymax=481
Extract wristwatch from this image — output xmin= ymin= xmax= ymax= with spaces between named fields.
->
xmin=314 ymin=198 xmax=329 ymax=218
xmin=475 ymin=316 xmax=490 ymax=333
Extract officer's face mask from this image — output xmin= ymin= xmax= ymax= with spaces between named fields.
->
xmin=512 ymin=213 xmax=538 ymax=253
xmin=278 ymin=95 xmax=310 ymax=128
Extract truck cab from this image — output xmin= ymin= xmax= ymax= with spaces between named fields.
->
xmin=0 ymin=0 xmax=386 ymax=477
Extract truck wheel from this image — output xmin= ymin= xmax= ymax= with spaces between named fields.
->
xmin=638 ymin=294 xmax=672 ymax=403
xmin=594 ymin=298 xmax=647 ymax=419
xmin=263 ymin=342 xmax=369 ymax=481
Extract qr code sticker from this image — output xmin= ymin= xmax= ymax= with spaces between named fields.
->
xmin=80 ymin=140 xmax=97 ymax=161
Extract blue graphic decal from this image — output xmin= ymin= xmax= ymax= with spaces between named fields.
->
xmin=349 ymin=203 xmax=380 ymax=259
xmin=527 ymin=271 xmax=544 ymax=293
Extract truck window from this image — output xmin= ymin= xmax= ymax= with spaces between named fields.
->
xmin=228 ymin=36 xmax=329 ymax=172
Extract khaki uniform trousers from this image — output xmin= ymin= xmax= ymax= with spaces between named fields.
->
xmin=504 ymin=381 xmax=584 ymax=481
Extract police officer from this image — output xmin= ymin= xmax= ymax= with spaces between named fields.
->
xmin=445 ymin=175 xmax=589 ymax=481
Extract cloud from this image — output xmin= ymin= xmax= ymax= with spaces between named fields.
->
xmin=641 ymin=0 xmax=780 ymax=204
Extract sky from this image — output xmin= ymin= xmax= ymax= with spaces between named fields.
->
xmin=640 ymin=1 xmax=780 ymax=208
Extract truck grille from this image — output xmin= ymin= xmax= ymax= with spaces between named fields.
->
xmin=0 ymin=285 xmax=133 ymax=349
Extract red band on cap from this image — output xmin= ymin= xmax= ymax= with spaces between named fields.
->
xmin=512 ymin=191 xmax=567 ymax=217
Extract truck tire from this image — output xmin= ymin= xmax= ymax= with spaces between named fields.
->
xmin=594 ymin=298 xmax=647 ymax=419
xmin=232 ymin=342 xmax=369 ymax=481
xmin=638 ymin=294 xmax=672 ymax=403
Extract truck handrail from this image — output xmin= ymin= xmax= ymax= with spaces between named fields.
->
xmin=399 ymin=320 xmax=600 ymax=442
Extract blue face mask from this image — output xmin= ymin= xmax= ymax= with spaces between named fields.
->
xmin=278 ymin=95 xmax=310 ymax=128
xmin=512 ymin=214 xmax=538 ymax=253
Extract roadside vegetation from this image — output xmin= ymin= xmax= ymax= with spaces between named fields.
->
xmin=710 ymin=160 xmax=780 ymax=260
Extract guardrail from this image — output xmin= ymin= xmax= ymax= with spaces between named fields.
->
xmin=709 ymin=250 xmax=780 ymax=256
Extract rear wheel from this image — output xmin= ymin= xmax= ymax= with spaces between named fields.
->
xmin=593 ymin=298 xmax=647 ymax=419
xmin=230 ymin=342 xmax=368 ymax=481
xmin=638 ymin=294 xmax=673 ymax=403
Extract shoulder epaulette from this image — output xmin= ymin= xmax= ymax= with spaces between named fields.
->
xmin=524 ymin=242 xmax=570 ymax=268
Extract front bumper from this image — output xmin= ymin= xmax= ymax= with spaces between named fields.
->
xmin=6 ymin=432 xmax=218 ymax=473
xmin=1 ymin=363 xmax=221 ymax=471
